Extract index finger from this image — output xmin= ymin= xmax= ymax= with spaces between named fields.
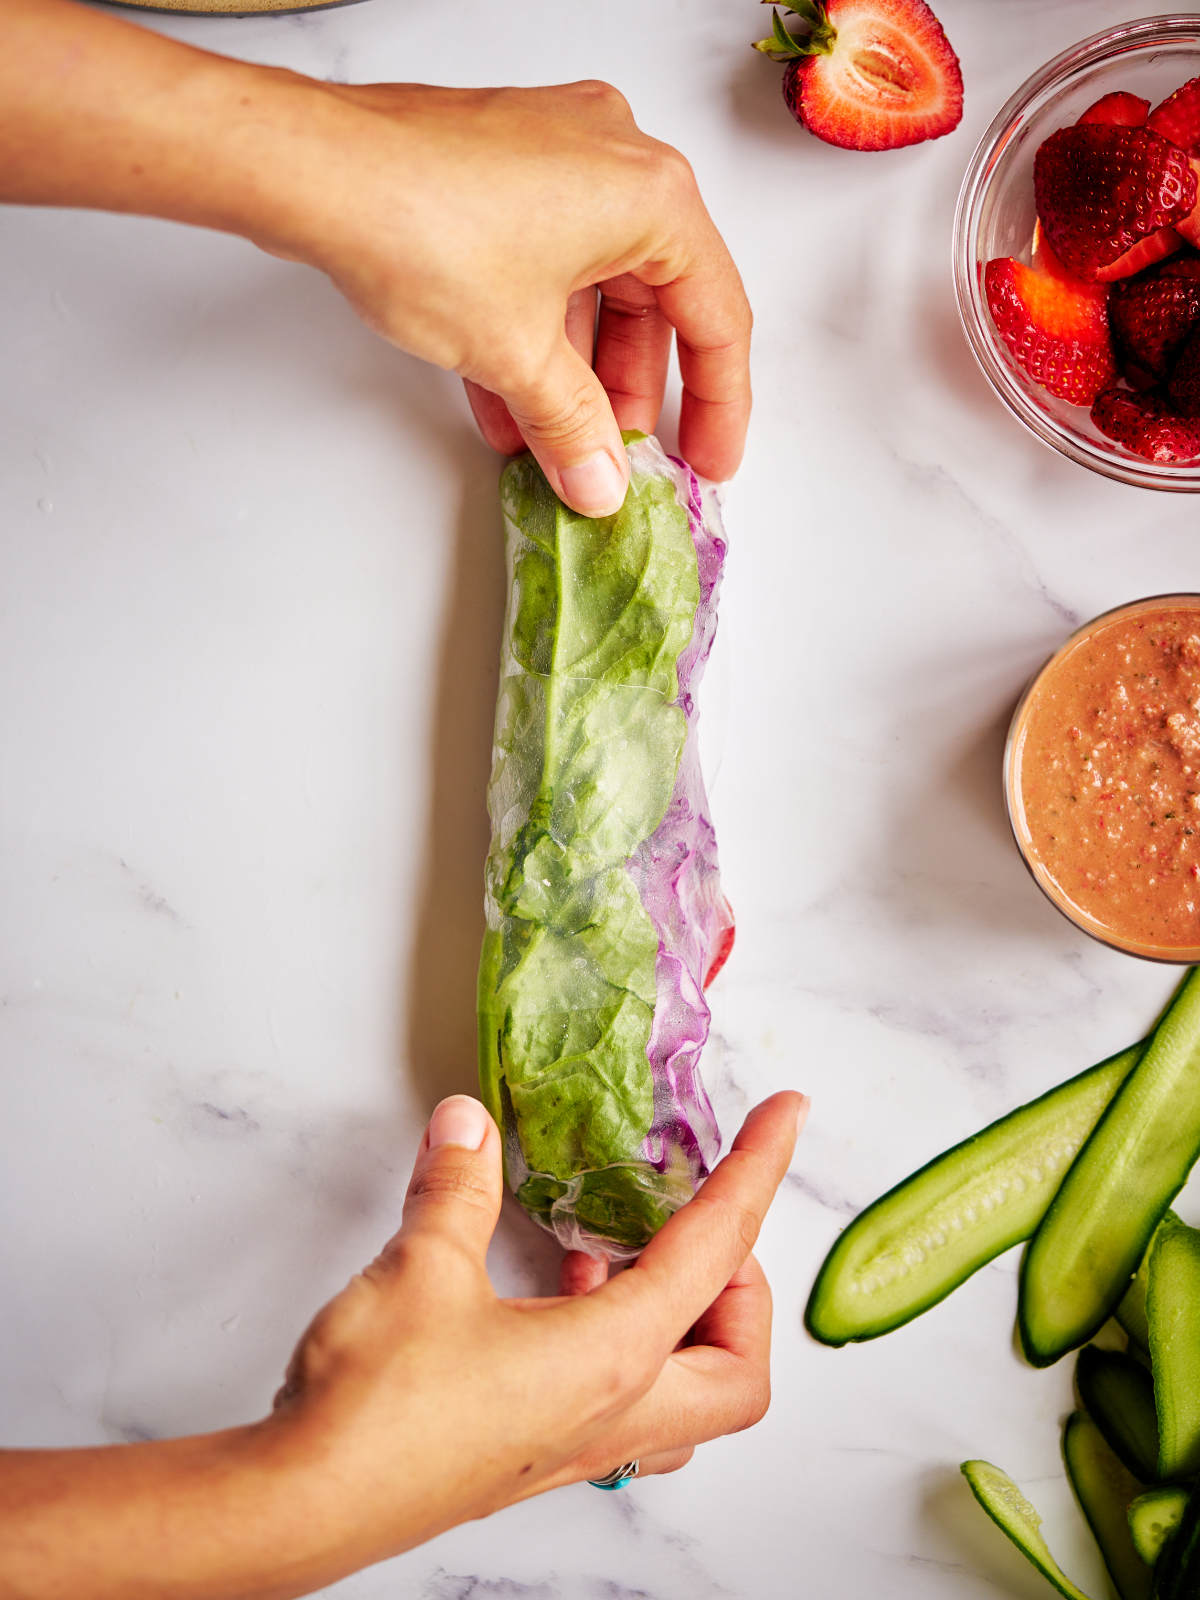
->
xmin=593 ymin=1091 xmax=807 ymax=1351
xmin=647 ymin=225 xmax=752 ymax=482
xmin=686 ymin=1250 xmax=772 ymax=1360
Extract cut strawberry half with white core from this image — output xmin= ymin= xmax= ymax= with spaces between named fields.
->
xmin=753 ymin=0 xmax=963 ymax=151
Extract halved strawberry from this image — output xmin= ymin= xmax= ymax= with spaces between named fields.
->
xmin=1078 ymin=91 xmax=1150 ymax=128
xmin=1148 ymin=76 xmax=1200 ymax=153
xmin=1091 ymin=385 xmax=1200 ymax=462
xmin=1031 ymin=220 xmax=1079 ymax=282
xmin=752 ymin=0 xmax=963 ymax=152
xmin=1095 ymin=227 xmax=1183 ymax=283
xmin=1109 ymin=256 xmax=1200 ymax=383
xmin=1167 ymin=324 xmax=1200 ymax=418
xmin=1176 ymin=158 xmax=1200 ymax=248
xmin=1032 ymin=218 xmax=1167 ymax=298
xmin=985 ymin=256 xmax=1115 ymax=405
xmin=1063 ymin=98 xmax=1180 ymax=280
xmin=1034 ymin=123 xmax=1197 ymax=281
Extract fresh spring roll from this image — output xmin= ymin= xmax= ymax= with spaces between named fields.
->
xmin=477 ymin=432 xmax=733 ymax=1259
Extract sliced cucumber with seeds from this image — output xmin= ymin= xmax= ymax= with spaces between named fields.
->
xmin=1127 ymin=1487 xmax=1187 ymax=1568
xmin=1148 ymin=1485 xmax=1200 ymax=1599
xmin=961 ymin=1459 xmax=1096 ymax=1600
xmin=805 ymin=1044 xmax=1142 ymax=1346
xmin=1020 ymin=970 xmax=1200 ymax=1369
xmin=1074 ymin=1346 xmax=1160 ymax=1484
xmin=1063 ymin=1412 xmax=1152 ymax=1600
xmin=1147 ymin=1214 xmax=1200 ymax=1482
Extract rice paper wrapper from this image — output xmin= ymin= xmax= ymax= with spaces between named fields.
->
xmin=477 ymin=433 xmax=732 ymax=1260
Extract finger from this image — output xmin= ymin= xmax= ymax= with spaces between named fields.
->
xmin=574 ymin=1272 xmax=777 ymax=1474
xmin=546 ymin=1324 xmax=770 ymax=1494
xmin=526 ymin=1254 xmax=775 ymax=1497
xmin=688 ymin=1253 xmax=772 ymax=1364
xmin=465 ymin=289 xmax=597 ymax=460
xmin=502 ymin=336 xmax=629 ymax=517
xmin=646 ymin=232 xmax=752 ymax=482
xmin=590 ymin=1093 xmax=807 ymax=1351
xmin=615 ymin=1339 xmax=773 ymax=1459
xmin=565 ymin=286 xmax=598 ymax=365
xmin=635 ymin=1446 xmax=694 ymax=1478
xmin=557 ymin=78 xmax=638 ymax=130
xmin=560 ymin=1251 xmax=610 ymax=1297
xmin=593 ymin=274 xmax=673 ymax=437
xmin=464 ymin=379 xmax=524 ymax=457
xmin=605 ymin=1258 xmax=775 ymax=1457
xmin=510 ymin=1444 xmax=694 ymax=1506
xmin=379 ymin=1096 xmax=504 ymax=1269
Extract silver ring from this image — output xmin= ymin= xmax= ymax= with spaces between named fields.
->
xmin=588 ymin=1459 xmax=640 ymax=1491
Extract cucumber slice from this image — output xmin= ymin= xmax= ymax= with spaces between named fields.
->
xmin=1148 ymin=1486 xmax=1200 ymax=1599
xmin=805 ymin=1044 xmax=1142 ymax=1346
xmin=960 ymin=1459 xmax=1096 ymax=1600
xmin=1116 ymin=1213 xmax=1180 ymax=1362
xmin=1116 ymin=1282 xmax=1151 ymax=1359
xmin=1019 ymin=970 xmax=1200 ymax=1369
xmin=1074 ymin=1346 xmax=1160 ymax=1484
xmin=1147 ymin=1214 xmax=1200 ymax=1481
xmin=1117 ymin=1234 xmax=1161 ymax=1358
xmin=1117 ymin=1249 xmax=1152 ymax=1356
xmin=1127 ymin=1487 xmax=1187 ymax=1567
xmin=1063 ymin=1412 xmax=1152 ymax=1600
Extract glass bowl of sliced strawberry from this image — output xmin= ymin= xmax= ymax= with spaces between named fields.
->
xmin=955 ymin=16 xmax=1200 ymax=488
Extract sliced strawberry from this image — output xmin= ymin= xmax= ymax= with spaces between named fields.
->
xmin=1148 ymin=76 xmax=1200 ymax=153
xmin=1094 ymin=226 xmax=1183 ymax=283
xmin=1176 ymin=158 xmax=1200 ymax=248
xmin=703 ymin=907 xmax=736 ymax=989
xmin=1031 ymin=217 xmax=1160 ymax=297
xmin=1123 ymin=361 xmax=1160 ymax=393
xmin=985 ymin=256 xmax=1115 ymax=405
xmin=1031 ymin=220 xmax=1085 ymax=283
xmin=1167 ymin=324 xmax=1200 ymax=418
xmin=1034 ymin=124 xmax=1197 ymax=281
xmin=1108 ymin=256 xmax=1200 ymax=382
xmin=1078 ymin=91 xmax=1150 ymax=128
xmin=1091 ymin=385 xmax=1200 ymax=463
xmin=753 ymin=0 xmax=963 ymax=152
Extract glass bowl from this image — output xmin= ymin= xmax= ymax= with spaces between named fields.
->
xmin=1005 ymin=593 xmax=1200 ymax=962
xmin=954 ymin=16 xmax=1200 ymax=491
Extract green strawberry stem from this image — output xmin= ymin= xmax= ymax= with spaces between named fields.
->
xmin=752 ymin=1 xmax=836 ymax=61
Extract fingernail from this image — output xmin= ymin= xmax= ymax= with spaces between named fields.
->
xmin=795 ymin=1095 xmax=811 ymax=1138
xmin=427 ymin=1095 xmax=490 ymax=1151
xmin=558 ymin=450 xmax=628 ymax=517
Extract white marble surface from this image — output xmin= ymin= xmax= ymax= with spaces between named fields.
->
xmin=4 ymin=1 xmax=1200 ymax=1595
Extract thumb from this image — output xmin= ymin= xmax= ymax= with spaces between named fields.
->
xmin=503 ymin=337 xmax=630 ymax=517
xmin=398 ymin=1094 xmax=504 ymax=1264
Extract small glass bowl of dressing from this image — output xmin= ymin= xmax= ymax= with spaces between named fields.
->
xmin=1005 ymin=594 xmax=1200 ymax=961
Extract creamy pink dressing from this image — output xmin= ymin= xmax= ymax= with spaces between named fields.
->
xmin=1013 ymin=601 xmax=1200 ymax=955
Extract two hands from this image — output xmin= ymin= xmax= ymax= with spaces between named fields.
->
xmin=1 ymin=1093 xmax=805 ymax=1599
xmin=0 ymin=7 xmax=779 ymax=1595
